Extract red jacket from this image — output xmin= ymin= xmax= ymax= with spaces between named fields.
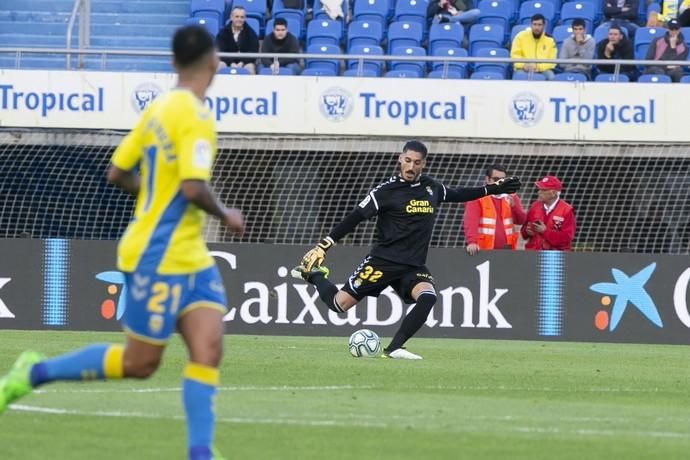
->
xmin=464 ymin=195 xmax=526 ymax=249
xmin=521 ymin=199 xmax=576 ymax=251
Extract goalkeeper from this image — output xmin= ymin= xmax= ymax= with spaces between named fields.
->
xmin=292 ymin=141 xmax=521 ymax=359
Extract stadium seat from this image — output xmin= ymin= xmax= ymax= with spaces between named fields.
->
xmin=560 ymin=2 xmax=595 ymax=31
xmin=232 ymin=0 xmax=268 ymax=28
xmin=680 ymin=75 xmax=690 ymax=83
xmin=258 ymin=66 xmax=297 ymax=75
xmin=554 ymin=72 xmax=587 ymax=81
xmin=470 ymin=70 xmax=505 ymax=79
xmin=191 ymin=0 xmax=225 ymax=24
xmin=186 ymin=16 xmax=221 ymax=36
xmin=347 ymin=44 xmax=384 ymax=76
xmin=389 ymin=46 xmax=426 ymax=77
xmin=301 ymin=68 xmax=338 ymax=76
xmin=511 ymin=24 xmax=531 ymax=42
xmin=394 ymin=0 xmax=428 ymax=30
xmin=384 ymin=69 xmax=422 ymax=78
xmin=245 ymin=17 xmax=261 ymax=37
xmin=478 ymin=0 xmax=513 ymax=33
xmin=468 ymin=23 xmax=504 ymax=55
xmin=472 ymin=46 xmax=509 ymax=77
xmin=519 ymin=2 xmax=556 ymax=30
xmin=387 ymin=21 xmax=423 ymax=54
xmin=217 ymin=67 xmax=251 ymax=75
xmin=637 ymin=74 xmax=672 ymax=83
xmin=594 ymin=73 xmax=630 ymax=82
xmin=306 ymin=19 xmax=343 ymax=47
xmin=427 ymin=70 xmax=465 ymax=78
xmin=552 ymin=25 xmax=572 ymax=49
xmin=634 ymin=27 xmax=665 ymax=60
xmin=431 ymin=47 xmax=468 ymax=77
xmin=353 ymin=0 xmax=389 ymax=29
xmin=428 ymin=23 xmax=464 ymax=55
xmin=347 ymin=20 xmax=384 ymax=50
xmin=266 ymin=17 xmax=303 ymax=41
xmin=304 ymin=44 xmax=341 ymax=74
xmin=343 ymin=68 xmax=380 ymax=77
xmin=512 ymin=71 xmax=547 ymax=80
xmin=272 ymin=0 xmax=306 ymax=31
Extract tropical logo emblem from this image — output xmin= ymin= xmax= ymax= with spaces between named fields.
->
xmin=590 ymin=263 xmax=662 ymax=331
xmin=95 ymin=271 xmax=126 ymax=320
xmin=131 ymin=82 xmax=162 ymax=113
xmin=319 ymin=87 xmax=353 ymax=122
xmin=510 ymin=92 xmax=543 ymax=127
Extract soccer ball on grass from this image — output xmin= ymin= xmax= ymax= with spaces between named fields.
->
xmin=348 ymin=329 xmax=381 ymax=358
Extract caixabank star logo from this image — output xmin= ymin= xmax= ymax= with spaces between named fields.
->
xmin=589 ymin=263 xmax=663 ymax=331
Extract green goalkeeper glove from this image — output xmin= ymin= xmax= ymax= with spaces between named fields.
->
xmin=302 ymin=237 xmax=334 ymax=271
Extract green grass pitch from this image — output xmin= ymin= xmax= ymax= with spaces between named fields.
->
xmin=2 ymin=330 xmax=690 ymax=459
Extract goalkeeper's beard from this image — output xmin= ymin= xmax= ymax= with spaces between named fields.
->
xmin=400 ymin=168 xmax=420 ymax=182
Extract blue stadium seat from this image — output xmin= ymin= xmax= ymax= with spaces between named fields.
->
xmin=431 ymin=47 xmax=468 ymax=77
xmin=560 ymin=2 xmax=595 ymax=32
xmin=634 ymin=27 xmax=665 ymax=60
xmin=302 ymin=68 xmax=338 ymax=76
xmin=594 ymin=73 xmax=630 ymax=82
xmin=353 ymin=0 xmax=389 ymax=29
xmin=554 ymin=72 xmax=587 ymax=81
xmin=519 ymin=1 xmax=555 ymax=31
xmin=387 ymin=21 xmax=423 ymax=54
xmin=389 ymin=46 xmax=426 ymax=77
xmin=428 ymin=23 xmax=464 ymax=55
xmin=191 ymin=0 xmax=225 ymax=24
xmin=306 ymin=19 xmax=343 ymax=47
xmin=313 ymin=0 xmax=347 ymax=22
xmin=512 ymin=71 xmax=547 ymax=80
xmin=347 ymin=20 xmax=384 ymax=50
xmin=552 ymin=25 xmax=572 ymax=49
xmin=304 ymin=44 xmax=341 ymax=74
xmin=427 ymin=70 xmax=465 ymax=78
xmin=680 ymin=75 xmax=690 ymax=83
xmin=472 ymin=46 xmax=509 ymax=77
xmin=186 ymin=16 xmax=221 ymax=36
xmin=511 ymin=23 xmax=531 ymax=42
xmin=394 ymin=0 xmax=428 ymax=30
xmin=266 ymin=17 xmax=303 ymax=41
xmin=468 ymin=23 xmax=504 ymax=55
xmin=258 ymin=66 xmax=297 ymax=75
xmin=272 ymin=0 xmax=306 ymax=29
xmin=217 ymin=67 xmax=251 ymax=75
xmin=470 ymin=70 xmax=505 ymax=79
xmin=478 ymin=0 xmax=513 ymax=35
xmin=347 ymin=45 xmax=384 ymax=76
xmin=638 ymin=74 xmax=672 ymax=83
xmin=343 ymin=68 xmax=380 ymax=77
xmin=245 ymin=17 xmax=261 ymax=37
xmin=232 ymin=0 xmax=268 ymax=28
xmin=384 ymin=69 xmax=422 ymax=78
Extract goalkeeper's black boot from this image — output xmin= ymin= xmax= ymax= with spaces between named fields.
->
xmin=290 ymin=265 xmax=330 ymax=282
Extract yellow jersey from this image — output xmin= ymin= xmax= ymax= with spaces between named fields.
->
xmin=111 ymin=89 xmax=217 ymax=274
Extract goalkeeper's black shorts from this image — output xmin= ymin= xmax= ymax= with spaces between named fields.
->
xmin=341 ymin=255 xmax=435 ymax=304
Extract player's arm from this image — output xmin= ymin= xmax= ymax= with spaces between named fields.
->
xmin=301 ymin=191 xmax=378 ymax=270
xmin=443 ymin=177 xmax=522 ymax=203
xmin=106 ymin=166 xmax=140 ymax=196
xmin=181 ymin=180 xmax=244 ymax=236
xmin=107 ymin=117 xmax=147 ymax=196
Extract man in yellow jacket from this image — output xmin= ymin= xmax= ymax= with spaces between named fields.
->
xmin=510 ymin=13 xmax=557 ymax=80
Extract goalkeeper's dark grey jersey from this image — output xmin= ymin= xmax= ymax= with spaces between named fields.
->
xmin=355 ymin=175 xmax=487 ymax=267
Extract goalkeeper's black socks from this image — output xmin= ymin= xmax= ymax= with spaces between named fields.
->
xmin=308 ymin=272 xmax=343 ymax=313
xmin=386 ymin=291 xmax=437 ymax=351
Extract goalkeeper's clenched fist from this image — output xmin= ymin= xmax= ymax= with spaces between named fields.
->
xmin=301 ymin=236 xmax=335 ymax=270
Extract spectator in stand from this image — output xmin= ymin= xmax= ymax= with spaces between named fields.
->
xmin=259 ymin=18 xmax=302 ymax=74
xmin=510 ymin=14 xmax=557 ymax=80
xmin=521 ymin=176 xmax=576 ymax=251
xmin=643 ymin=18 xmax=688 ymax=81
xmin=603 ymin=0 xmax=640 ymax=38
xmin=596 ymin=24 xmax=636 ymax=80
xmin=216 ymin=6 xmax=259 ymax=74
xmin=463 ymin=164 xmax=527 ymax=255
xmin=427 ymin=0 xmax=480 ymax=25
xmin=558 ymin=18 xmax=596 ymax=79
xmin=647 ymin=0 xmax=690 ymax=27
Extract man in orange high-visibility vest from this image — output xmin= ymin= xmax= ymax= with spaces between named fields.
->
xmin=463 ymin=164 xmax=527 ymax=255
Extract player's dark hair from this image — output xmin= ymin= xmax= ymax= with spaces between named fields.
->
xmin=172 ymin=25 xmax=215 ymax=69
xmin=274 ymin=17 xmax=288 ymax=28
xmin=531 ymin=13 xmax=545 ymax=23
xmin=403 ymin=140 xmax=428 ymax=158
xmin=485 ymin=164 xmax=507 ymax=177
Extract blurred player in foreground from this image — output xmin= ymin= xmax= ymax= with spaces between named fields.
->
xmin=292 ymin=141 xmax=521 ymax=359
xmin=0 ymin=25 xmax=244 ymax=460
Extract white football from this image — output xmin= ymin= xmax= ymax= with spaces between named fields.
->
xmin=348 ymin=329 xmax=381 ymax=358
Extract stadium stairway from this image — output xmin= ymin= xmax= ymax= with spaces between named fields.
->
xmin=0 ymin=0 xmax=188 ymax=72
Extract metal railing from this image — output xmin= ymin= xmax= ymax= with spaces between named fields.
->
xmin=0 ymin=47 xmax=687 ymax=79
xmin=65 ymin=0 xmax=91 ymax=70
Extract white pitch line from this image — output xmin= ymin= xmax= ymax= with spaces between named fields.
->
xmin=34 ymin=384 xmax=375 ymax=394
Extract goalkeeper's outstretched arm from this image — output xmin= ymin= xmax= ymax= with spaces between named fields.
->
xmin=444 ymin=177 xmax=522 ymax=203
xmin=301 ymin=208 xmax=367 ymax=270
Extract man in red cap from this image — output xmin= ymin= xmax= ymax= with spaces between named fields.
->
xmin=521 ymin=175 xmax=576 ymax=251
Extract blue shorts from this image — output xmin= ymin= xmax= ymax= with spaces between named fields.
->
xmin=122 ymin=265 xmax=227 ymax=344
